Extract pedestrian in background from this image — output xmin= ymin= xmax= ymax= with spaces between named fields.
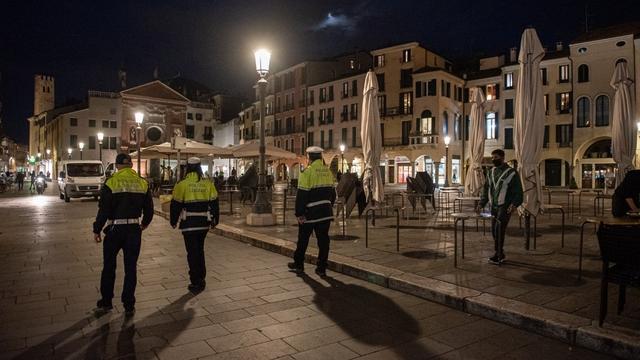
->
xmin=16 ymin=171 xmax=25 ymax=190
xmin=170 ymin=157 xmax=219 ymax=294
xmin=93 ymin=153 xmax=154 ymax=316
xmin=477 ymin=149 xmax=523 ymax=265
xmin=288 ymin=146 xmax=336 ymax=276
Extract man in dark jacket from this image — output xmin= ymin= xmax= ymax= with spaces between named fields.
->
xmin=612 ymin=170 xmax=640 ymax=217
xmin=288 ymin=146 xmax=336 ymax=276
xmin=477 ymin=149 xmax=523 ymax=265
xmin=93 ymin=153 xmax=154 ymax=316
xmin=170 ymin=157 xmax=219 ymax=293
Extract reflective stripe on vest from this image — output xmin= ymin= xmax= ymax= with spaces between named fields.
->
xmin=106 ymin=168 xmax=148 ymax=194
xmin=488 ymin=167 xmax=516 ymax=207
xmin=306 ymin=200 xmax=332 ymax=208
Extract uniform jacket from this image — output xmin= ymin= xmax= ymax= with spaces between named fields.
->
xmin=480 ymin=164 xmax=523 ymax=209
xmin=93 ymin=167 xmax=154 ymax=234
xmin=170 ymin=172 xmax=219 ymax=232
xmin=295 ymin=159 xmax=336 ymax=223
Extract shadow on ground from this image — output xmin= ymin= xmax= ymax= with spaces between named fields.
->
xmin=300 ymin=273 xmax=439 ymax=359
xmin=12 ymin=293 xmax=195 ymax=359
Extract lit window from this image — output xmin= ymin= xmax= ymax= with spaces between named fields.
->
xmin=504 ymin=73 xmax=513 ymax=89
xmin=402 ymin=49 xmax=411 ymax=63
xmin=559 ymin=65 xmax=570 ymax=82
xmin=375 ymin=55 xmax=385 ymax=67
xmin=486 ymin=112 xmax=496 ymax=139
xmin=486 ymin=84 xmax=497 ymax=101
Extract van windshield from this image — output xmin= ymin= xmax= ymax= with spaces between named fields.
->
xmin=67 ymin=164 xmax=104 ymax=177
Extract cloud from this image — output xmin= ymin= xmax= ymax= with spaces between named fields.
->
xmin=312 ymin=12 xmax=357 ymax=32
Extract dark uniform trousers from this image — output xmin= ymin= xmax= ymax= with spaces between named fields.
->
xmin=183 ymin=230 xmax=207 ymax=286
xmin=490 ymin=206 xmax=511 ymax=255
xmin=294 ymin=221 xmax=331 ymax=270
xmin=100 ymin=225 xmax=142 ymax=307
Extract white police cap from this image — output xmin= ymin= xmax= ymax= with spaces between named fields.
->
xmin=305 ymin=146 xmax=324 ymax=154
xmin=187 ymin=157 xmax=201 ymax=165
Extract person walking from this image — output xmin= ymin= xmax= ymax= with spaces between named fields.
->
xmin=170 ymin=157 xmax=219 ymax=293
xmin=477 ymin=149 xmax=523 ymax=265
xmin=288 ymin=146 xmax=336 ymax=276
xmin=16 ymin=171 xmax=24 ymax=190
xmin=29 ymin=170 xmax=36 ymax=191
xmin=93 ymin=153 xmax=154 ymax=316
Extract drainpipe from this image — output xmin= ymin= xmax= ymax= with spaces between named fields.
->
xmin=460 ymin=73 xmax=467 ymax=185
xmin=569 ymin=56 xmax=575 ymax=188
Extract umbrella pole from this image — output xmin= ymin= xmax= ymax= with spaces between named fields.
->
xmin=524 ymin=213 xmax=531 ymax=251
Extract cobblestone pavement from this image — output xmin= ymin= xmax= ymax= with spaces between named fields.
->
xmin=217 ymin=189 xmax=640 ymax=336
xmin=0 ymin=187 xmax=613 ymax=359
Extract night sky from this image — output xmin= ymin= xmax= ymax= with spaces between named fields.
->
xmin=1 ymin=0 xmax=639 ymax=143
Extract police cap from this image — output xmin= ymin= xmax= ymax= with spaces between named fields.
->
xmin=187 ymin=157 xmax=201 ymax=165
xmin=305 ymin=146 xmax=324 ymax=154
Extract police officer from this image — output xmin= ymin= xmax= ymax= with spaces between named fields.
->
xmin=93 ymin=153 xmax=154 ymax=316
xmin=170 ymin=157 xmax=219 ymax=293
xmin=288 ymin=146 xmax=336 ymax=276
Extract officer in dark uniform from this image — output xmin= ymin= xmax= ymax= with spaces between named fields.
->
xmin=93 ymin=153 xmax=154 ymax=316
xmin=288 ymin=146 xmax=336 ymax=276
xmin=170 ymin=157 xmax=219 ymax=293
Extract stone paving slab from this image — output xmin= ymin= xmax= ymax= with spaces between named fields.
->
xmin=0 ymin=188 xmax=619 ymax=359
xmin=150 ymin=191 xmax=640 ymax=359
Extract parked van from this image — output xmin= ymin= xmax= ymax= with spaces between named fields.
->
xmin=57 ymin=160 xmax=105 ymax=202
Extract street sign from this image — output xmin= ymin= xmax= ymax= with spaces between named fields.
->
xmin=172 ymin=136 xmax=187 ymax=150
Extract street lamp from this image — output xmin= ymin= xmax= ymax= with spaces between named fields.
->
xmin=247 ymin=48 xmax=275 ymax=226
xmin=97 ymin=132 xmax=104 ymax=163
xmin=339 ymin=144 xmax=346 ymax=173
xmin=135 ymin=112 xmax=144 ymax=174
xmin=78 ymin=142 xmax=85 ymax=160
xmin=67 ymin=148 xmax=73 ymax=160
xmin=444 ymin=135 xmax=451 ymax=187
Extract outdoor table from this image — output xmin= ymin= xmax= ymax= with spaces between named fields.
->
xmin=220 ymin=189 xmax=240 ymax=215
xmin=452 ymin=212 xmax=495 ymax=267
xmin=545 ymin=188 xmax=575 ymax=208
xmin=579 ymin=215 xmax=640 ymax=281
xmin=542 ymin=204 xmax=565 ymax=248
xmin=576 ymin=189 xmax=602 ymax=215
xmin=437 ymin=189 xmax=461 ymax=221
xmin=403 ymin=192 xmax=434 ymax=221
xmin=593 ymin=194 xmax=612 ymax=216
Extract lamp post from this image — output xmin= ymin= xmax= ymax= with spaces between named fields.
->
xmin=247 ymin=48 xmax=275 ymax=226
xmin=67 ymin=148 xmax=73 ymax=160
xmin=135 ymin=112 xmax=144 ymax=174
xmin=97 ymin=132 xmax=104 ymax=163
xmin=46 ymin=149 xmax=51 ymax=176
xmin=444 ymin=135 xmax=451 ymax=187
xmin=339 ymin=144 xmax=346 ymax=173
xmin=78 ymin=142 xmax=84 ymax=160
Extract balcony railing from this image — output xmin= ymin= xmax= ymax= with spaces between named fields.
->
xmin=409 ymin=134 xmax=439 ymax=145
xmin=380 ymin=106 xmax=412 ymax=117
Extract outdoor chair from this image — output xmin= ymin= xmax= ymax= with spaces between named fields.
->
xmin=596 ymin=223 xmax=640 ymax=326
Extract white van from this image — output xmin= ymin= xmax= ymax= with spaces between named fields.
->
xmin=57 ymin=160 xmax=105 ymax=202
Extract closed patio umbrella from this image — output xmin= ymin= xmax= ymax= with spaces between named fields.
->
xmin=514 ymin=28 xmax=545 ymax=219
xmin=360 ymin=70 xmax=384 ymax=204
xmin=610 ymin=60 xmax=636 ymax=186
xmin=464 ymin=87 xmax=487 ymax=196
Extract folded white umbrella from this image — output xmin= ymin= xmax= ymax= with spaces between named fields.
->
xmin=360 ymin=70 xmax=384 ymax=203
xmin=610 ymin=60 xmax=636 ymax=185
xmin=514 ymin=28 xmax=545 ymax=216
xmin=464 ymin=87 xmax=486 ymax=196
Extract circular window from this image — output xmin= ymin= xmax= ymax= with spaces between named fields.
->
xmin=578 ymin=47 xmax=587 ymax=53
xmin=146 ymin=127 xmax=163 ymax=142
xmin=616 ymin=41 xmax=626 ymax=47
